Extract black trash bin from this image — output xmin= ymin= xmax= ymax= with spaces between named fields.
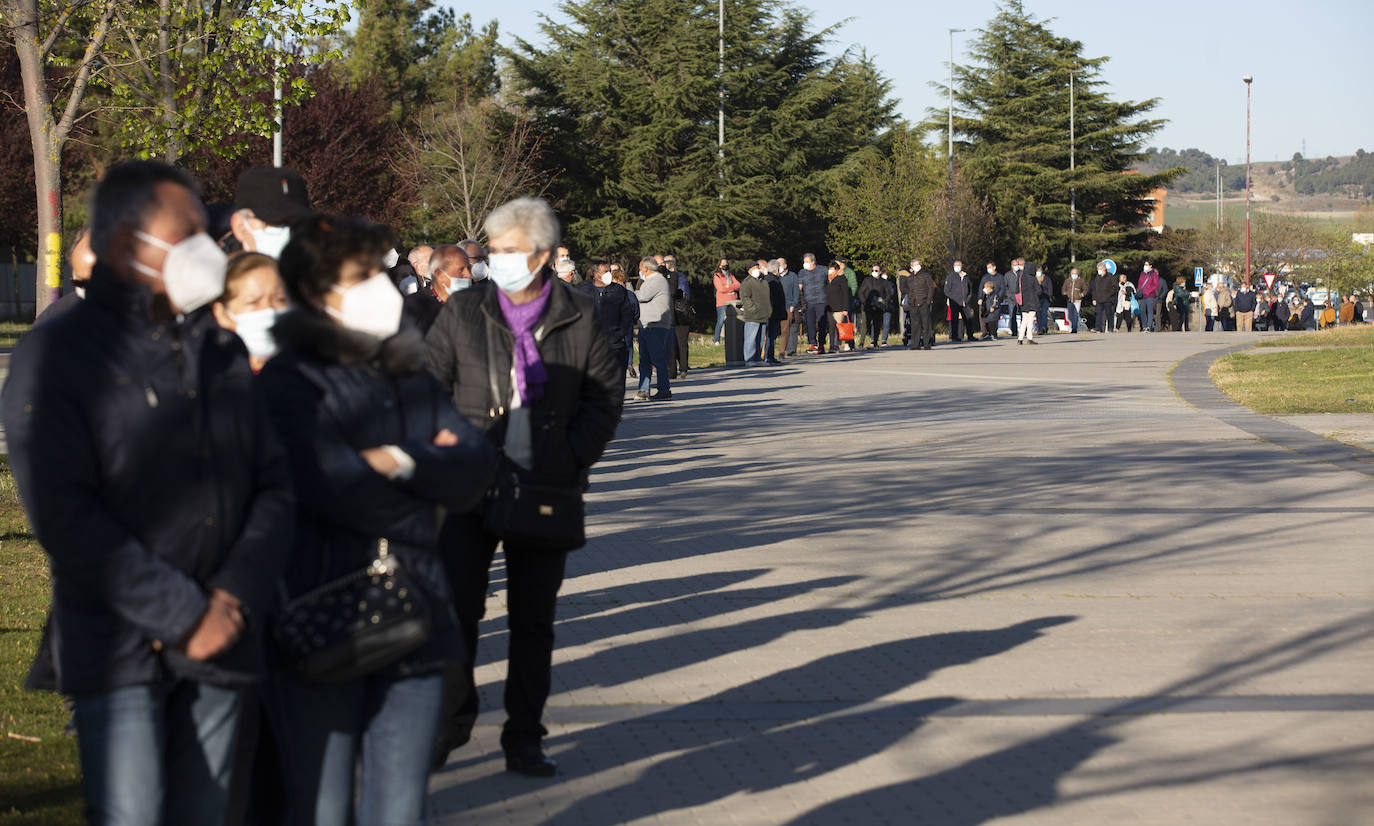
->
xmin=724 ymin=302 xmax=745 ymax=367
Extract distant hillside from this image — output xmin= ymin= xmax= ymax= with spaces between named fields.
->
xmin=1139 ymin=147 xmax=1374 ymax=201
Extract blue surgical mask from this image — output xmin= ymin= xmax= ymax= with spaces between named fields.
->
xmin=488 ymin=252 xmax=538 ymax=293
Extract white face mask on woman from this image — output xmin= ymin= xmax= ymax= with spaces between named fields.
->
xmin=487 ymin=252 xmax=539 ymax=293
xmin=130 ymin=230 xmax=227 ymax=314
xmin=326 ymin=272 xmax=403 ymax=339
xmin=228 ymin=307 xmax=283 ymax=358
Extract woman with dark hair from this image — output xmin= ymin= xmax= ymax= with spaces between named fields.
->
xmin=211 ymin=252 xmax=289 ymax=372
xmin=260 ymin=214 xmax=493 ymax=825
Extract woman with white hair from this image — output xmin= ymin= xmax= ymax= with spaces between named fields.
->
xmin=425 ymin=197 xmax=623 ymax=776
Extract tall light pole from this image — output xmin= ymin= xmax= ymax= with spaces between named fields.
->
xmin=947 ymin=28 xmax=964 ymax=263
xmin=1243 ymin=74 xmax=1253 ymax=286
xmin=718 ymin=0 xmax=725 ymax=199
xmin=1069 ymin=68 xmax=1075 ymax=261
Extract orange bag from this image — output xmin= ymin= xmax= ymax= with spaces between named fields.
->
xmin=836 ymin=315 xmax=856 ymax=342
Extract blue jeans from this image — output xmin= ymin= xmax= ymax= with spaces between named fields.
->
xmin=74 ymin=681 xmax=243 ymax=826
xmin=1066 ymin=300 xmax=1081 ymax=332
xmin=272 ymin=672 xmax=444 ymax=826
xmin=743 ymin=320 xmax=765 ymax=364
xmin=638 ymin=326 xmax=672 ymax=393
xmin=1140 ymin=296 xmax=1156 ymax=330
xmin=713 ymin=306 xmax=726 ymax=343
xmin=1037 ymin=297 xmax=1050 ymax=332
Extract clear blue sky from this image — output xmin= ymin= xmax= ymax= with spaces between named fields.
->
xmin=438 ymin=0 xmax=1373 ymax=164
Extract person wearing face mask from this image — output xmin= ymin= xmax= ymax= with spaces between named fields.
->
xmin=1001 ymin=259 xmax=1024 ymax=337
xmin=1016 ymin=259 xmax=1043 ymax=344
xmin=35 ymin=228 xmax=97 ymax=325
xmin=402 ymin=245 xmax=470 ymax=335
xmin=1061 ymin=267 xmax=1087 ymax=333
xmin=2 ymin=160 xmax=295 ymax=826
xmin=944 ymin=259 xmax=975 ymax=342
xmin=633 ymin=258 xmax=677 ymax=395
xmin=228 ymin=165 xmax=312 ymax=259
xmin=425 ymin=197 xmax=623 ymax=777
xmin=901 ymin=261 xmax=936 ymax=350
xmin=211 ymin=252 xmax=290 ymax=372
xmin=1034 ymin=266 xmax=1055 ymax=335
xmin=856 ymin=265 xmax=894 ymax=348
xmin=739 ymin=261 xmax=772 ymax=366
xmin=257 ymin=214 xmax=492 ymax=825
xmin=459 ymin=239 xmax=489 ymax=282
xmin=1089 ymin=262 xmax=1118 ymax=333
xmin=591 ymin=262 xmax=638 ymax=375
xmin=712 ymin=259 xmax=741 ymax=344
xmin=975 ymin=262 xmax=1002 ymax=340
xmin=978 ymin=280 xmax=1002 ymax=339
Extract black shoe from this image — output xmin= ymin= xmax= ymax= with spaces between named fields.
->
xmin=649 ymin=391 xmax=673 ymax=401
xmin=505 ymin=744 xmax=557 ymax=777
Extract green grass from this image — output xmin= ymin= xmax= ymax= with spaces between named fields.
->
xmin=0 ymin=323 xmax=30 ymax=350
xmin=1210 ymin=347 xmax=1374 ymax=414
xmin=1253 ymin=325 xmax=1374 ymax=349
xmin=0 ymin=458 xmax=83 ymax=826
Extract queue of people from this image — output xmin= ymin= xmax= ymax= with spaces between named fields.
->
xmin=2 ymin=161 xmax=623 ymax=826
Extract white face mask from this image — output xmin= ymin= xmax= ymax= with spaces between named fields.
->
xmin=446 ymin=277 xmax=472 ymax=296
xmin=131 ymin=230 xmax=227 ymax=314
xmin=750 ymin=269 xmax=761 ymax=278
xmin=250 ymin=225 xmax=291 ymax=259
xmin=1071 ymin=273 xmax=1079 ymax=278
xmin=228 ymin=307 xmax=283 ymax=359
xmin=383 ymin=248 xmax=400 ymax=269
xmin=326 ymin=272 xmax=403 ymax=339
xmin=600 ymin=272 xmax=613 ymax=285
xmin=470 ymin=261 xmax=489 ymax=281
xmin=488 ymin=252 xmax=538 ymax=293
xmin=951 ymin=265 xmax=958 ymax=273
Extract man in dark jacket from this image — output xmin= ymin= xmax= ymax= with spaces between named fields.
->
xmin=857 ymin=267 xmax=895 ymax=348
xmin=592 ymin=264 xmax=638 ymax=374
xmin=944 ymin=261 xmax=975 ymax=341
xmin=1000 ymin=261 xmax=1022 ymax=336
xmin=663 ymin=255 xmax=693 ymax=378
xmin=903 ymin=263 xmax=936 ymax=350
xmin=1 ymin=160 xmax=294 ymax=823
xmin=1233 ymin=282 xmax=1258 ymax=332
xmin=739 ymin=262 xmax=772 ymax=366
xmin=797 ymin=253 xmax=828 ymax=353
xmin=1016 ymin=260 xmax=1043 ymax=344
xmin=764 ymin=260 xmax=788 ymax=364
xmin=1089 ymin=262 xmax=1118 ymax=332
xmin=405 ymin=244 xmax=471 ymax=335
xmin=1035 ymin=266 xmax=1055 ymax=335
xmin=425 ymin=197 xmax=623 ymax=775
xmin=978 ymin=280 xmax=1002 ymax=339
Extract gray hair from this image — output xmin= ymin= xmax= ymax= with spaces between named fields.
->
xmin=639 ymin=257 xmax=659 ymax=274
xmin=766 ymin=260 xmax=780 ymax=275
xmin=484 ymin=197 xmax=561 ymax=253
xmin=803 ymin=253 xmax=815 ymax=264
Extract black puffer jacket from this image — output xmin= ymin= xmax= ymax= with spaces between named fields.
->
xmin=902 ymin=270 xmax=936 ymax=305
xmin=594 ymin=282 xmax=637 ymax=351
xmin=1 ymin=269 xmax=294 ymax=694
xmin=424 ymin=276 xmax=623 ymax=492
xmin=261 ymin=311 xmax=495 ymax=676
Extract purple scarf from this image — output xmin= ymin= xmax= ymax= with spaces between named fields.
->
xmin=496 ymin=277 xmax=552 ymax=405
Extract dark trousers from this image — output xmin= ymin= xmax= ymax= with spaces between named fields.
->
xmin=671 ymin=325 xmax=690 ymax=375
xmin=949 ymin=301 xmax=975 ymax=341
xmin=805 ymin=304 xmax=829 ymax=351
xmin=1004 ymin=301 xmax=1018 ymax=335
xmin=441 ymin=513 xmax=569 ymax=750
xmin=981 ymin=312 xmax=1001 ymax=338
xmin=910 ymin=303 xmax=933 ymax=348
xmin=1037 ymin=298 xmax=1050 ymax=333
xmin=1095 ymin=304 xmax=1113 ymax=332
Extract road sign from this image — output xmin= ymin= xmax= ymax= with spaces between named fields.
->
xmin=1101 ymin=258 xmax=1117 ymax=276
xmin=1194 ymin=267 xmax=1204 ymax=287
xmin=1263 ymin=273 xmax=1277 ymax=290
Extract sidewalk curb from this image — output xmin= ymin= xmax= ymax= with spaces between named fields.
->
xmin=1170 ymin=344 xmax=1374 ymax=477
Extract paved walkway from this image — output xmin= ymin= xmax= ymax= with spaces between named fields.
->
xmin=428 ymin=331 xmax=1374 ymax=825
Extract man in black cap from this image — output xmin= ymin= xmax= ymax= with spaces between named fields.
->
xmin=228 ymin=165 xmax=312 ymax=258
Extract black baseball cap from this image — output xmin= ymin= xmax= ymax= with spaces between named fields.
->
xmin=234 ymin=165 xmax=312 ymax=225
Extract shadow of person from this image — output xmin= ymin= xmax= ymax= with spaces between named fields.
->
xmin=428 ymin=616 xmax=1075 ymax=822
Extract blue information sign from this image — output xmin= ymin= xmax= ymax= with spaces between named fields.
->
xmin=1194 ymin=267 xmax=1204 ymax=287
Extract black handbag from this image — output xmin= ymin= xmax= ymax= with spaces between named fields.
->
xmin=273 ymin=539 xmax=432 ymax=683
xmin=483 ymin=467 xmax=586 ymax=553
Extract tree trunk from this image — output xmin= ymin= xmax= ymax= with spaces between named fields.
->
xmin=9 ymin=0 xmax=59 ymax=317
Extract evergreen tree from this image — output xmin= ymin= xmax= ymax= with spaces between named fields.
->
xmin=346 ymin=1 xmax=499 ymax=123
xmin=936 ymin=1 xmax=1180 ymax=269
xmin=508 ymin=0 xmax=894 ymax=279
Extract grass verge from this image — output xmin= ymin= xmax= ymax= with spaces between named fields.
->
xmin=0 ymin=323 xmax=31 ymax=350
xmin=1253 ymin=325 xmax=1374 ymax=349
xmin=0 ymin=457 xmax=82 ymax=826
xmin=1210 ymin=347 xmax=1374 ymax=414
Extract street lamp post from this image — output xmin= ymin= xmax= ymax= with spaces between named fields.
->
xmin=1243 ymin=74 xmax=1253 ymax=286
xmin=1069 ymin=68 xmax=1075 ymax=262
xmin=947 ymin=28 xmax=964 ymax=263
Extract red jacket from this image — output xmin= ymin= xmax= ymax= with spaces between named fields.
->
xmin=713 ymin=271 xmax=741 ymax=307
